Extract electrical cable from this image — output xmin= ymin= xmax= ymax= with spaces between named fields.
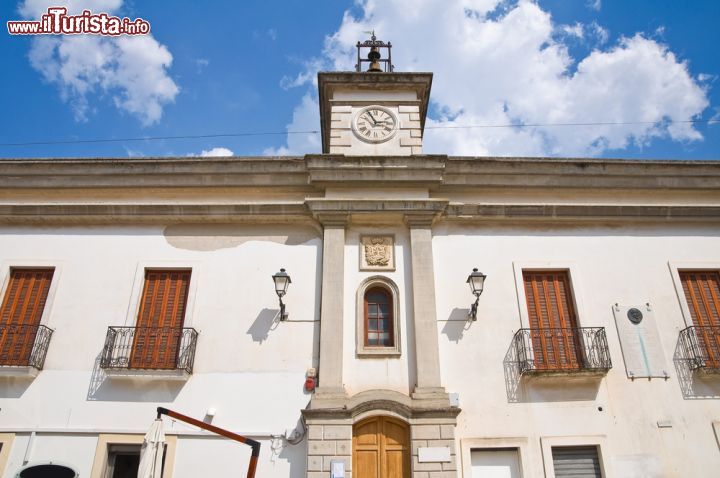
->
xmin=0 ymin=119 xmax=717 ymax=148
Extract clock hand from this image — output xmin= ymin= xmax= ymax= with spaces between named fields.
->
xmin=367 ymin=112 xmax=378 ymax=125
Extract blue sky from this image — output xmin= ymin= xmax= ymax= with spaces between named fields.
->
xmin=1 ymin=0 xmax=718 ymax=159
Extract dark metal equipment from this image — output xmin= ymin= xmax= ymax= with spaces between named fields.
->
xmin=100 ymin=326 xmax=199 ymax=373
xmin=512 ymin=327 xmax=612 ymax=374
xmin=356 ymin=31 xmax=393 ymax=72
xmin=156 ymin=407 xmax=261 ymax=478
xmin=466 ymin=268 xmax=487 ymax=321
xmin=272 ymin=268 xmax=291 ymax=321
xmin=0 ymin=323 xmax=53 ymax=369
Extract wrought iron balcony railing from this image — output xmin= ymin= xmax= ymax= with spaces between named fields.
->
xmin=0 ymin=324 xmax=53 ymax=370
xmin=678 ymin=326 xmax=720 ymax=372
xmin=100 ymin=326 xmax=199 ymax=374
xmin=512 ymin=327 xmax=612 ymax=375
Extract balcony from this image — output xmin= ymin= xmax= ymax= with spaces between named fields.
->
xmin=0 ymin=324 xmax=53 ymax=377
xmin=678 ymin=326 xmax=720 ymax=374
xmin=512 ymin=327 xmax=612 ymax=376
xmin=100 ymin=326 xmax=198 ymax=380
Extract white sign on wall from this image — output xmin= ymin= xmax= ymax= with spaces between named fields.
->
xmin=612 ymin=303 xmax=669 ymax=379
xmin=418 ymin=447 xmax=452 ymax=463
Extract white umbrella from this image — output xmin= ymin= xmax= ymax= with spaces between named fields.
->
xmin=137 ymin=418 xmax=165 ymax=478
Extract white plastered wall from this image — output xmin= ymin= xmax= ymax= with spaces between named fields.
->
xmin=433 ymin=222 xmax=720 ymax=478
xmin=0 ymin=224 xmax=320 ymax=478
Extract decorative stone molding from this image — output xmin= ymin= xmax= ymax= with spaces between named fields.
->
xmin=0 ymin=203 xmax=314 ymax=225
xmin=360 ymin=236 xmax=395 ymax=271
xmin=444 ymin=204 xmax=720 ymax=222
xmin=305 ymin=389 xmax=460 ymax=421
xmin=315 ymin=213 xmax=350 ymax=228
xmin=355 ymin=276 xmax=401 ymax=357
xmin=305 ymin=390 xmax=460 ymax=478
xmin=305 ymin=154 xmax=447 ymax=185
xmin=2 ymin=156 xmax=719 ymax=191
xmin=403 ymin=212 xmax=439 ymax=228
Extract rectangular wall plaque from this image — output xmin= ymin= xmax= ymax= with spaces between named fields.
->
xmin=612 ymin=303 xmax=669 ymax=379
xmin=418 ymin=447 xmax=451 ymax=463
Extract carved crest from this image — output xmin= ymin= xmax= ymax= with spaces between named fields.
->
xmin=360 ymin=235 xmax=395 ymax=271
xmin=365 ymin=237 xmax=391 ymax=266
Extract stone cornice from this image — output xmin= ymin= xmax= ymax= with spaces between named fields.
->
xmin=0 ymin=156 xmax=311 ymax=189
xmin=0 ymin=201 xmax=719 ymax=225
xmin=303 ymin=389 xmax=460 ymax=421
xmin=1 ymin=155 xmax=718 ymax=192
xmin=306 ymin=154 xmax=447 ymax=185
xmin=305 ymin=198 xmax=450 ymax=218
xmin=443 ymin=156 xmax=720 ymax=190
xmin=1 ymin=155 xmax=720 ymax=224
xmin=444 ymin=204 xmax=720 ymax=222
xmin=0 ymin=203 xmax=312 ymax=224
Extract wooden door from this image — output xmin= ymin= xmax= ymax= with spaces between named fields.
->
xmin=0 ymin=268 xmax=54 ymax=366
xmin=680 ymin=270 xmax=720 ymax=368
xmin=353 ymin=417 xmax=410 ymax=478
xmin=130 ymin=269 xmax=191 ymax=369
xmin=523 ymin=270 xmax=582 ymax=370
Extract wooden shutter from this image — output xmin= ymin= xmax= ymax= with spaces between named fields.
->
xmin=552 ymin=446 xmax=602 ymax=477
xmin=523 ymin=270 xmax=581 ymax=370
xmin=353 ymin=417 xmax=410 ymax=478
xmin=679 ymin=270 xmax=720 ymax=368
xmin=130 ymin=269 xmax=191 ymax=369
xmin=0 ymin=268 xmax=54 ymax=366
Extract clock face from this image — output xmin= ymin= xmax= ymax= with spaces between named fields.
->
xmin=352 ymin=106 xmax=398 ymax=143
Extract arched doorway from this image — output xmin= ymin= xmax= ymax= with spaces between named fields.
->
xmin=353 ymin=416 xmax=410 ymax=478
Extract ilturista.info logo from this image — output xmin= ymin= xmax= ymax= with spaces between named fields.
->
xmin=7 ymin=7 xmax=151 ymax=35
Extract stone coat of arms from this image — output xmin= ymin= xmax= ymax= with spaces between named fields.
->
xmin=360 ymin=235 xmax=395 ymax=271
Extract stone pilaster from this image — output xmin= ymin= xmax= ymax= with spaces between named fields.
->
xmin=410 ymin=419 xmax=459 ymax=478
xmin=306 ymin=419 xmax=353 ymax=478
xmin=315 ymin=214 xmax=348 ymax=397
xmin=405 ymin=213 xmax=447 ymax=399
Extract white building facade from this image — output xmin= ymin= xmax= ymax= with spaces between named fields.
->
xmin=0 ymin=65 xmax=719 ymax=478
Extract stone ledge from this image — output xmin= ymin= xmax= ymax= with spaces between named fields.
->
xmin=304 ymin=389 xmax=461 ymax=421
xmin=444 ymin=204 xmax=720 ymax=222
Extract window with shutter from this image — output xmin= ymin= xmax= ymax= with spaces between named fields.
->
xmin=679 ymin=270 xmax=720 ymax=369
xmin=130 ymin=269 xmax=191 ymax=370
xmin=0 ymin=268 xmax=54 ymax=366
xmin=552 ymin=446 xmax=602 ymax=478
xmin=523 ymin=270 xmax=582 ymax=370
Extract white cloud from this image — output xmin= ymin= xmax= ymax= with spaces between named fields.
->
xmin=589 ymin=21 xmax=609 ymax=44
xmin=271 ymin=0 xmax=709 ymax=157
xmin=20 ymin=0 xmax=179 ymax=126
xmin=560 ymin=23 xmax=584 ymax=39
xmin=195 ymin=147 xmax=234 ymax=157
xmin=586 ymin=0 xmax=601 ymax=11
xmin=263 ymin=93 xmax=320 ymax=155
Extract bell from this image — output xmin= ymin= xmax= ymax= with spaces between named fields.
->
xmin=367 ymin=46 xmax=383 ymax=72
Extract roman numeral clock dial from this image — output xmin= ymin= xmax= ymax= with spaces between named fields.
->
xmin=352 ymin=106 xmax=399 ymax=143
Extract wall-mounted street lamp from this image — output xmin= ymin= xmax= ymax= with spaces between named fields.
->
xmin=272 ymin=268 xmax=291 ymax=321
xmin=466 ymin=268 xmax=487 ymax=321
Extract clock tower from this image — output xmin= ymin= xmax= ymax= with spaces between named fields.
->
xmin=318 ymin=34 xmax=432 ymax=156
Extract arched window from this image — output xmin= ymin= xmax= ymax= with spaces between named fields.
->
xmin=356 ymin=277 xmax=401 ymax=356
xmin=365 ymin=287 xmax=393 ymax=347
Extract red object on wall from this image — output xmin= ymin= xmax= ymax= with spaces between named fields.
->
xmin=304 ymin=377 xmax=316 ymax=392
